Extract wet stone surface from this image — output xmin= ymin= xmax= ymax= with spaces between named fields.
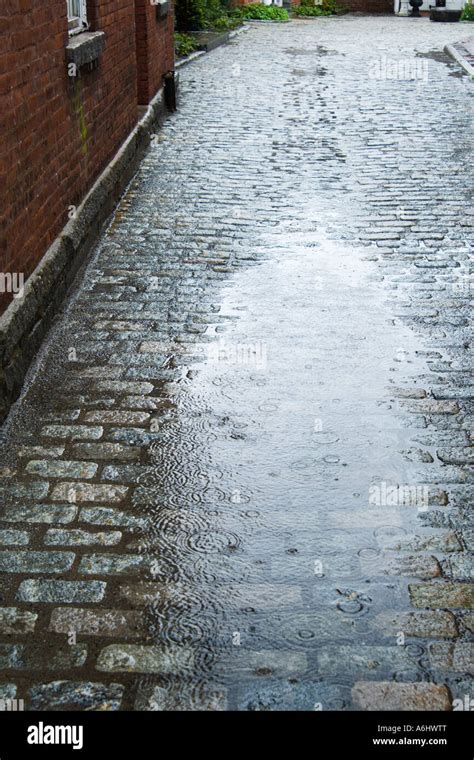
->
xmin=0 ymin=17 xmax=472 ymax=710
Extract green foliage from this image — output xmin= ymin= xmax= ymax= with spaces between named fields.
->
xmin=235 ymin=3 xmax=289 ymax=20
xmin=293 ymin=0 xmax=347 ymax=15
xmin=175 ymin=0 xmax=206 ymax=31
xmin=212 ymin=14 xmax=243 ymax=30
xmin=174 ymin=32 xmax=199 ymax=57
xmin=175 ymin=0 xmax=242 ymax=31
xmin=292 ymin=4 xmax=331 ymax=14
xmin=461 ymin=1 xmax=474 ymax=19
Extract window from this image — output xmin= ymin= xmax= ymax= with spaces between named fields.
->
xmin=67 ymin=0 xmax=88 ymax=35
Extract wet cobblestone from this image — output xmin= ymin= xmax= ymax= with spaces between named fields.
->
xmin=0 ymin=16 xmax=472 ymax=710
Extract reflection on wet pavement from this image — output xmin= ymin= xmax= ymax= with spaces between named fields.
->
xmin=0 ymin=17 xmax=472 ymax=711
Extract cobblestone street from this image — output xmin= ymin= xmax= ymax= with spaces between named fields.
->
xmin=0 ymin=16 xmax=473 ymax=711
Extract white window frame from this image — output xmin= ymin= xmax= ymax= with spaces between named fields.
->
xmin=67 ymin=0 xmax=88 ymax=35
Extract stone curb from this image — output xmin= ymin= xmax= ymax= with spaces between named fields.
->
xmin=0 ymin=87 xmax=169 ymax=424
xmin=175 ymin=25 xmax=249 ymax=70
xmin=444 ymin=36 xmax=474 ymax=79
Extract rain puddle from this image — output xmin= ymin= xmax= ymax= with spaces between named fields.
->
xmin=134 ymin=224 xmax=441 ymax=710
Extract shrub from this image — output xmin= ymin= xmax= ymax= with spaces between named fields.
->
xmin=175 ymin=0 xmax=207 ymax=31
xmin=235 ymin=3 xmax=289 ymax=21
xmin=175 ymin=32 xmax=199 ymax=57
xmin=461 ymin=1 xmax=474 ymax=19
xmin=293 ymin=0 xmax=348 ymax=15
xmin=175 ymin=0 xmax=242 ymax=31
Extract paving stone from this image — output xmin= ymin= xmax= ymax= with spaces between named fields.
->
xmin=0 ymin=645 xmax=23 ymax=668
xmin=215 ymin=650 xmax=308 ymax=679
xmin=429 ymin=642 xmax=474 ymax=674
xmin=374 ymin=610 xmax=457 ymax=639
xmin=0 ymin=482 xmax=50 ymax=501
xmin=0 ymin=551 xmax=75 ymax=574
xmin=106 ymin=428 xmax=158 ymax=445
xmin=0 ymin=608 xmax=38 ymax=634
xmin=224 ymin=584 xmax=303 ymax=610
xmin=49 ymin=608 xmax=146 ymax=638
xmin=121 ymin=396 xmax=162 ymax=410
xmin=437 ymin=448 xmax=474 ymax=465
xmin=317 ymin=646 xmax=416 ymax=677
xmin=25 ymin=460 xmax=98 ymax=479
xmin=441 ymin=555 xmax=474 ymax=581
xmin=0 ymin=684 xmax=17 ymax=700
xmin=70 ymin=443 xmax=141 ymax=461
xmin=118 ymin=582 xmax=169 ymax=607
xmin=401 ymin=400 xmax=460 ymax=414
xmin=44 ymin=529 xmax=122 ymax=547
xmin=79 ymin=507 xmax=149 ymax=530
xmin=391 ymin=387 xmax=426 ymax=399
xmin=20 ymin=645 xmax=88 ymax=670
xmin=375 ymin=554 xmax=442 ymax=579
xmin=27 ymin=680 xmax=124 ymax=711
xmin=78 ymin=553 xmax=148 ymax=575
xmin=135 ymin=683 xmax=228 ymax=711
xmin=95 ymin=381 xmax=154 ymax=395
xmin=1 ymin=504 xmax=77 ymax=524
xmin=50 ymin=482 xmax=128 ymax=503
xmin=41 ymin=425 xmax=103 ymax=441
xmin=18 ymin=446 xmax=65 ymax=459
xmin=96 ymin=644 xmax=194 ymax=673
xmin=0 ymin=530 xmax=29 ymax=546
xmin=16 ymin=580 xmax=106 ymax=603
xmin=0 ymin=17 xmax=472 ymax=707
xmin=460 ymin=614 xmax=474 ymax=634
xmin=381 ymin=530 xmax=462 ymax=553
xmin=101 ymin=465 xmax=149 ymax=483
xmin=409 ymin=583 xmax=474 ymax=609
xmin=84 ymin=411 xmax=150 ymax=425
xmin=352 ymin=682 xmax=451 ymax=711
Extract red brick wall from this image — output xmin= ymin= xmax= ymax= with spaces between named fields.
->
xmin=1 ymin=0 xmax=174 ymax=315
xmin=135 ymin=0 xmax=174 ymax=105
